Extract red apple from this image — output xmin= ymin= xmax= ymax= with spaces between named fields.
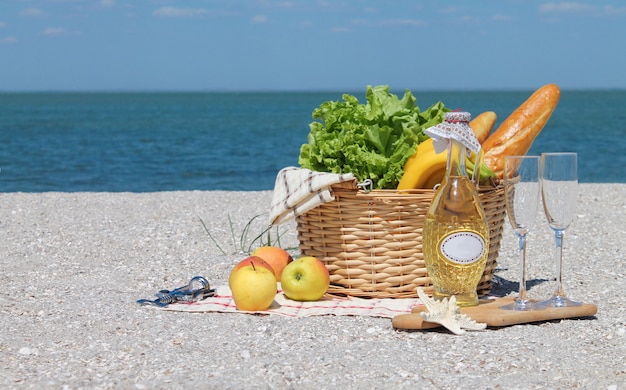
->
xmin=251 ymin=246 xmax=293 ymax=282
xmin=228 ymin=256 xmax=277 ymax=311
xmin=281 ymin=256 xmax=330 ymax=301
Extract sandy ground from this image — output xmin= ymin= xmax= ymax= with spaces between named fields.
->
xmin=0 ymin=184 xmax=624 ymax=389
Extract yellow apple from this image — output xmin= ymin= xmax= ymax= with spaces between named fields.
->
xmin=251 ymin=246 xmax=293 ymax=282
xmin=281 ymin=256 xmax=330 ymax=301
xmin=228 ymin=256 xmax=277 ymax=311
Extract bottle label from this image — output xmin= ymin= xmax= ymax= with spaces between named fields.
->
xmin=438 ymin=230 xmax=486 ymax=265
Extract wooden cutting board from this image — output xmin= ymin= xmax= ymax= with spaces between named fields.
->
xmin=392 ymin=297 xmax=598 ymax=330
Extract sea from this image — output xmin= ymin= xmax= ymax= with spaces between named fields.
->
xmin=0 ymin=89 xmax=624 ymax=192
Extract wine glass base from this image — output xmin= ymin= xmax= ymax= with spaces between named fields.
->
xmin=536 ymin=295 xmax=582 ymax=309
xmin=499 ymin=299 xmax=543 ymax=311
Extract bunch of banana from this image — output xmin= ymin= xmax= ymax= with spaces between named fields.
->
xmin=397 ymin=112 xmax=498 ymax=190
xmin=397 ymin=138 xmax=446 ymax=190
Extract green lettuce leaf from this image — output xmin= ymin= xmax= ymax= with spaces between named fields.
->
xmin=298 ymin=85 xmax=449 ymax=189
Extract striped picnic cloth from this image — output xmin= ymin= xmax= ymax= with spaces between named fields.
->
xmin=161 ymin=285 xmax=422 ymax=319
xmin=269 ymin=166 xmax=356 ymax=225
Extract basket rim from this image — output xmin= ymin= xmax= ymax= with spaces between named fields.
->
xmin=330 ymin=181 xmax=503 ymax=198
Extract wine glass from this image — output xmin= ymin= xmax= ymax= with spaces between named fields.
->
xmin=537 ymin=152 xmax=582 ymax=308
xmin=500 ymin=156 xmax=542 ymax=311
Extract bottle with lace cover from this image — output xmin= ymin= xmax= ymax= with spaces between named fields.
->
xmin=422 ymin=112 xmax=489 ymax=307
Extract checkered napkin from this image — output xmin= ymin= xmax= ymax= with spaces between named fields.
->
xmin=161 ymin=285 xmax=422 ymax=319
xmin=269 ymin=167 xmax=357 ymax=225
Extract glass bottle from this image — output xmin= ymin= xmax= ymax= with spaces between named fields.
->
xmin=422 ymin=112 xmax=489 ymax=307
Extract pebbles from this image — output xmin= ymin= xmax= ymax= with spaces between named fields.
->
xmin=0 ymin=186 xmax=624 ymax=389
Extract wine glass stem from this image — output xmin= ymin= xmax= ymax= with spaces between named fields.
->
xmin=553 ymin=229 xmax=566 ymax=297
xmin=517 ymin=233 xmax=529 ymax=301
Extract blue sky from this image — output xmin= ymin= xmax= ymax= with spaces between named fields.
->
xmin=1 ymin=0 xmax=624 ymax=91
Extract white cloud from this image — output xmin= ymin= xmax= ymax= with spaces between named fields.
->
xmin=539 ymin=2 xmax=593 ymax=13
xmin=493 ymin=14 xmax=513 ymax=21
xmin=330 ymin=26 xmax=352 ymax=33
xmin=1 ymin=36 xmax=17 ymax=44
xmin=601 ymin=5 xmax=626 ymax=15
xmin=351 ymin=19 xmax=368 ymax=26
xmin=273 ymin=1 xmax=294 ymax=8
xmin=539 ymin=2 xmax=626 ymax=16
xmin=41 ymin=27 xmax=81 ymax=37
xmin=100 ymin=0 xmax=115 ymax=7
xmin=439 ymin=6 xmax=462 ymax=14
xmin=153 ymin=7 xmax=208 ymax=18
xmin=251 ymin=15 xmax=268 ymax=23
xmin=20 ymin=7 xmax=44 ymax=17
xmin=378 ymin=18 xmax=427 ymax=27
xmin=42 ymin=27 xmax=67 ymax=36
xmin=349 ymin=18 xmax=427 ymax=28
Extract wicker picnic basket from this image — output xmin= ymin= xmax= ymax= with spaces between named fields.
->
xmin=296 ymin=181 xmax=506 ymax=299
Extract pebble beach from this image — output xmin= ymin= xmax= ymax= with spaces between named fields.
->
xmin=1 ymin=184 xmax=624 ymax=389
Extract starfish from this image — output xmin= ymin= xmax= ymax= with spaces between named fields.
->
xmin=417 ymin=287 xmax=487 ymax=335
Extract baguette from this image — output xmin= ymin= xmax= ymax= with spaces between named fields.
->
xmin=470 ymin=111 xmax=497 ymax=144
xmin=482 ymin=84 xmax=560 ymax=178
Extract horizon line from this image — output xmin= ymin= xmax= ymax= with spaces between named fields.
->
xmin=2 ymin=86 xmax=626 ymax=94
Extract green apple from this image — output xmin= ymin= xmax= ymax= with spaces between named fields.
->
xmin=281 ymin=256 xmax=330 ymax=301
xmin=228 ymin=256 xmax=277 ymax=311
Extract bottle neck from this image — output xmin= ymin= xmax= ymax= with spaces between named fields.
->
xmin=446 ymin=138 xmax=469 ymax=178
